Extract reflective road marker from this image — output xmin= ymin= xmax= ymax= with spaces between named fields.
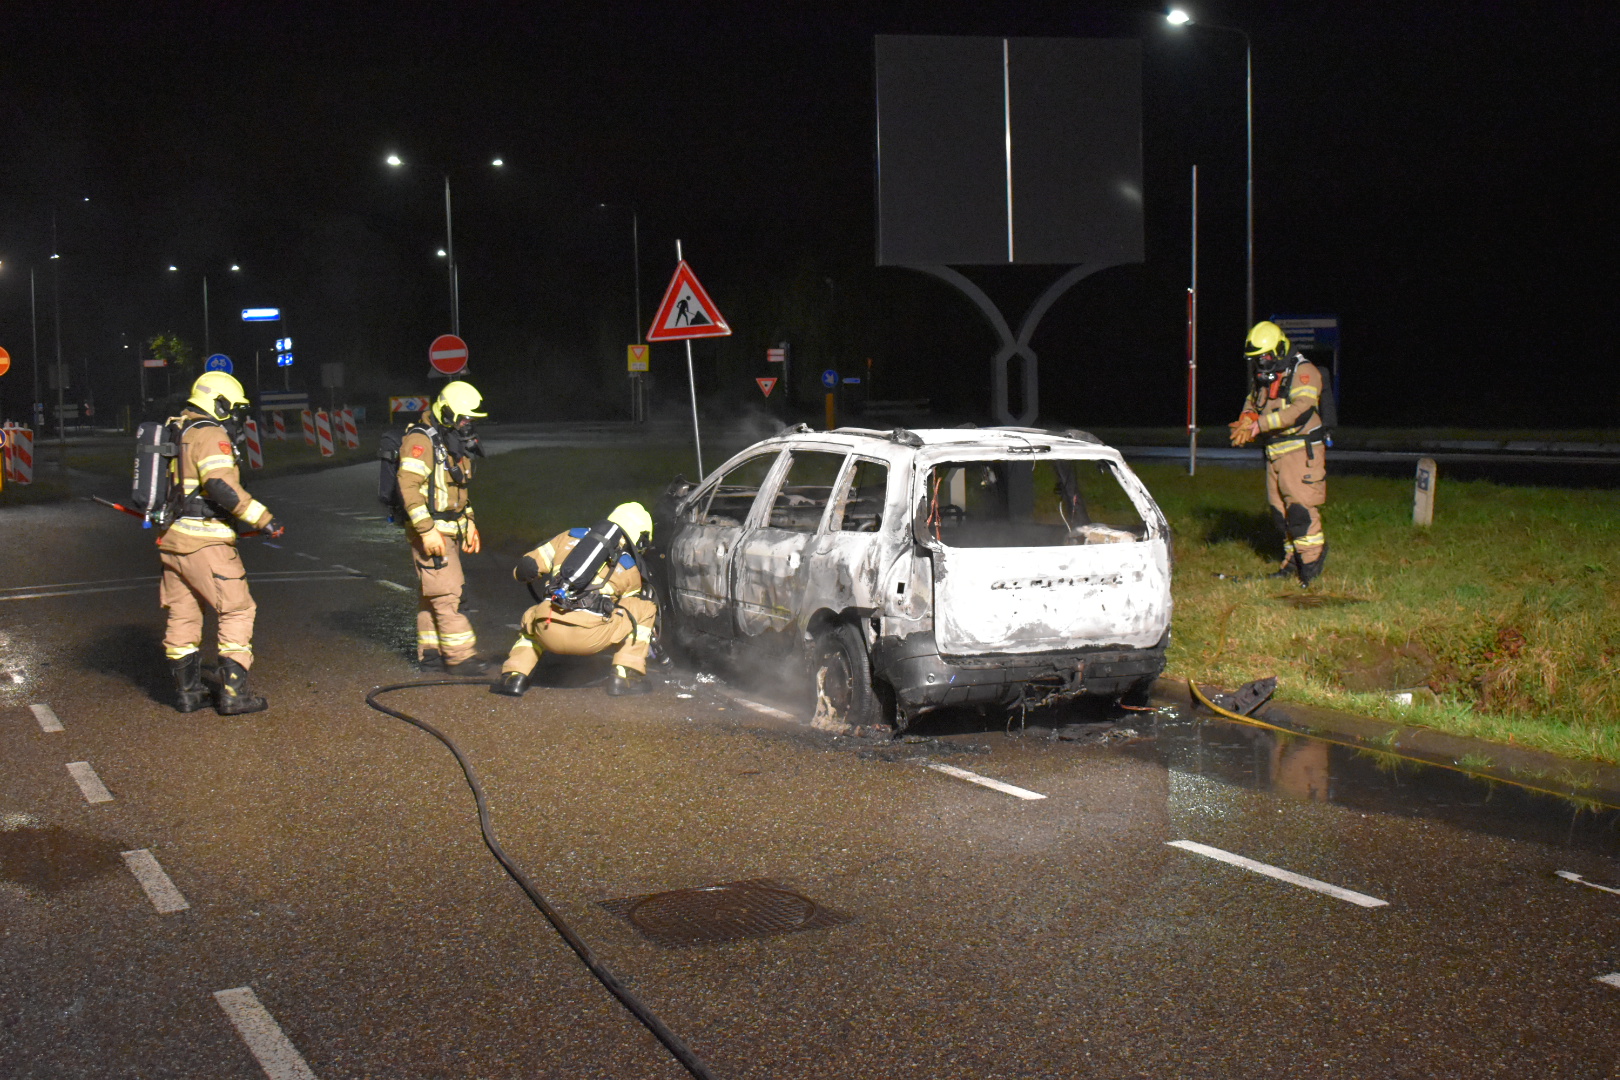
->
xmin=377 ymin=580 xmax=411 ymax=593
xmin=214 ymin=987 xmax=320 ymax=1080
xmin=120 ymin=849 xmax=190 ymax=913
xmin=1557 ymin=870 xmax=1620 ymax=897
xmin=1597 ymin=974 xmax=1620 ymax=991
xmin=66 ymin=761 xmax=113 ymax=803
xmin=30 ymin=703 xmax=63 ymax=732
xmin=924 ymin=761 xmax=1047 ymax=801
xmin=1168 ymin=840 xmax=1389 ymax=908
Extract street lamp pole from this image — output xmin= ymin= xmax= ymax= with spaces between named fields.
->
xmin=443 ymin=175 xmax=458 ymax=336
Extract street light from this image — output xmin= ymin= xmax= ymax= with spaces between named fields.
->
xmin=168 ymin=262 xmax=243 ymax=356
xmin=1167 ymin=8 xmax=1254 ymax=332
xmin=385 ymin=152 xmax=505 ymax=337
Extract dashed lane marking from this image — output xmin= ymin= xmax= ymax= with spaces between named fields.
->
xmin=261 ymin=542 xmax=283 ymax=548
xmin=120 ymin=849 xmax=190 ymax=913
xmin=924 ymin=761 xmax=1047 ymax=801
xmin=1557 ymin=870 xmax=1620 ymax=897
xmin=30 ymin=704 xmax=63 ymax=732
xmin=66 ymin=761 xmax=113 ymax=804
xmin=0 ymin=575 xmax=156 ymax=593
xmin=377 ymin=580 xmax=412 ymax=593
xmin=328 ymin=564 xmax=365 ymax=575
xmin=213 ymin=987 xmax=320 ymax=1080
xmin=727 ymin=694 xmax=797 ymax=722
xmin=294 ymin=552 xmax=322 ymax=561
xmin=1168 ymin=840 xmax=1389 ymax=908
xmin=1598 ymin=974 xmax=1620 ymax=991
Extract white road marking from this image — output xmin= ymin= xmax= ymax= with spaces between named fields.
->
xmin=377 ymin=580 xmax=411 ymax=593
xmin=260 ymin=542 xmax=283 ymax=548
xmin=0 ymin=575 xmax=156 ymax=593
xmin=924 ymin=761 xmax=1047 ymax=801
xmin=328 ymin=565 xmax=364 ymax=575
xmin=0 ymin=572 xmax=362 ymax=602
xmin=213 ymin=986 xmax=320 ymax=1080
xmin=294 ymin=552 xmax=321 ymax=561
xmin=1597 ymin=973 xmax=1620 ymax=990
xmin=120 ymin=849 xmax=190 ymax=913
xmin=1167 ymin=840 xmax=1389 ymax=908
xmin=66 ymin=762 xmax=113 ymax=803
xmin=1 ymin=584 xmax=159 ymax=602
xmin=30 ymin=704 xmax=64 ymax=732
xmin=1557 ymin=870 xmax=1620 ymax=896
xmin=727 ymin=695 xmax=796 ymax=722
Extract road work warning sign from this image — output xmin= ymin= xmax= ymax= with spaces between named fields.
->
xmin=647 ymin=261 xmax=730 ymax=342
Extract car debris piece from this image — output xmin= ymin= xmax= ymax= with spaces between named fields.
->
xmin=1205 ymin=676 xmax=1277 ymax=716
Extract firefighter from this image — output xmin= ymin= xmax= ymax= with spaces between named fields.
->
xmin=1229 ymin=321 xmax=1329 ymax=584
xmin=491 ymin=501 xmax=658 ymax=698
xmin=160 ymin=372 xmax=284 ymax=715
xmin=397 ymin=381 xmax=489 ymax=673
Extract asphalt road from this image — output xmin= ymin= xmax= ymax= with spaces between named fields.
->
xmin=2 ymin=459 xmax=1617 ymax=1079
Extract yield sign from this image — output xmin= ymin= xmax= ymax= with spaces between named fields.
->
xmin=755 ymin=376 xmax=777 ymax=397
xmin=647 ymin=261 xmax=730 ymax=342
xmin=429 ymin=334 xmax=469 ymax=375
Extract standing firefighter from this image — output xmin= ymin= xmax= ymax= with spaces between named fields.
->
xmin=492 ymin=502 xmax=657 ymax=698
xmin=1230 ymin=321 xmax=1329 ymax=583
xmin=398 ymin=381 xmax=487 ymax=673
xmin=160 ymin=372 xmax=284 ymax=715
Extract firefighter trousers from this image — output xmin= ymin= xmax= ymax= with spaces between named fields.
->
xmin=502 ymin=596 xmax=657 ymax=677
xmin=160 ymin=545 xmax=257 ymax=669
xmin=412 ymin=533 xmax=478 ymax=663
xmin=1266 ymin=443 xmax=1327 ymax=566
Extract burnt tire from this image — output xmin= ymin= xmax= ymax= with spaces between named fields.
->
xmin=811 ymin=622 xmax=885 ymax=730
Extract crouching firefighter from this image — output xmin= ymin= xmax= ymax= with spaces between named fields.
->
xmin=396 ymin=381 xmax=488 ymax=674
xmin=492 ymin=502 xmax=658 ymax=698
xmin=1229 ymin=320 xmax=1330 ymax=584
xmin=156 ymin=372 xmax=284 ymax=715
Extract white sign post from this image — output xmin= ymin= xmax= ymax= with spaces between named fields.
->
xmin=646 ymin=244 xmax=731 ymax=478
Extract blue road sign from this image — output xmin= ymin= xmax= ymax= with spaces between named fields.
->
xmin=204 ymin=353 xmax=233 ymax=373
xmin=821 ymin=369 xmax=839 ymax=390
xmin=242 ymin=307 xmax=281 ymax=322
xmin=1269 ymin=315 xmax=1340 ymax=349
xmin=276 ymin=352 xmax=294 ymax=368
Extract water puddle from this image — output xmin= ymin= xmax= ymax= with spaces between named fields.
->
xmin=0 ymin=822 xmax=129 ymax=893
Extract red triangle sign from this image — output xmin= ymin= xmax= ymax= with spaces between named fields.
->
xmin=646 ymin=260 xmax=731 ymax=342
xmin=756 ymin=376 xmax=778 ymax=397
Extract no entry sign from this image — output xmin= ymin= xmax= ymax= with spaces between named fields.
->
xmin=0 ymin=346 xmax=10 ymax=377
xmin=429 ymin=334 xmax=468 ymax=375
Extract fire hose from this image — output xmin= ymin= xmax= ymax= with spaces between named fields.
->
xmin=364 ymin=679 xmax=718 ymax=1080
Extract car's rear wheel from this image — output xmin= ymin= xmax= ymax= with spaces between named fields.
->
xmin=811 ymin=621 xmax=885 ymax=730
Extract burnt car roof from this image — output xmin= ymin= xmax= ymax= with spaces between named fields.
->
xmin=736 ymin=426 xmax=1113 ymax=460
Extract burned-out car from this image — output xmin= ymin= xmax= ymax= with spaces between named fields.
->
xmin=650 ymin=426 xmax=1172 ymax=730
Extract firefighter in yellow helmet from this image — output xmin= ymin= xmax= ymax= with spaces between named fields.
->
xmin=160 ymin=371 xmax=284 ymax=715
xmin=492 ymin=501 xmax=658 ymax=698
xmin=397 ymin=380 xmax=488 ymax=673
xmin=1229 ymin=321 xmax=1329 ymax=583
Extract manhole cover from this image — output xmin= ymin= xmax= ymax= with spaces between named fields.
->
xmin=599 ymin=878 xmax=851 ymax=947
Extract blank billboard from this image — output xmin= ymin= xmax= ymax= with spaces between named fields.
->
xmin=875 ymin=35 xmax=1143 ymax=267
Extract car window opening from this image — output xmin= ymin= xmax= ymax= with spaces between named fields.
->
xmin=924 ymin=459 xmax=1147 ymax=548
xmin=767 ymin=451 xmax=848 ymax=532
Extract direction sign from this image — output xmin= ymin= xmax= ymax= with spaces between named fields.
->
xmin=627 ymin=344 xmax=649 ymax=372
xmin=0 ymin=346 xmax=10 ymax=377
xmin=389 ymin=396 xmax=430 ymax=416
xmin=242 ymin=307 xmax=281 ymax=322
xmin=766 ymin=348 xmax=785 ymax=363
xmin=204 ymin=353 xmax=233 ymax=374
xmin=429 ymin=334 xmax=469 ymax=375
xmin=1270 ymin=315 xmax=1340 ymax=349
xmin=646 ymin=261 xmax=731 ymax=342
xmin=756 ymin=377 xmax=778 ymax=397
xmin=821 ymin=369 xmax=839 ymax=390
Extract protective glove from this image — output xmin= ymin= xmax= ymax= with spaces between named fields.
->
xmin=1229 ymin=412 xmax=1260 ymax=447
xmin=514 ymin=554 xmax=541 ymax=582
xmin=262 ymin=518 xmax=286 ymax=539
xmin=463 ymin=520 xmax=482 ymax=554
xmin=420 ymin=529 xmax=447 ymax=559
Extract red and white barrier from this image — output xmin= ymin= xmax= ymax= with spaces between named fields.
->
xmin=3 ymin=424 xmax=34 ymax=485
xmin=314 ymin=410 xmax=334 ymax=458
xmin=300 ymin=409 xmax=316 ymax=447
xmin=339 ymin=408 xmax=359 ymax=450
xmin=271 ymin=411 xmax=287 ymax=441
xmin=243 ymin=418 xmax=264 ymax=469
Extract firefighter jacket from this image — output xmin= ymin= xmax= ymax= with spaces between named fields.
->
xmin=518 ymin=529 xmax=644 ymax=626
xmin=158 ymin=409 xmax=273 ymax=554
xmin=1243 ymin=356 xmax=1327 ymax=460
xmin=397 ymin=424 xmax=474 ymax=537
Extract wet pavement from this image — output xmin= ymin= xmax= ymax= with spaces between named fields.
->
xmin=2 ymin=460 xmax=1617 ymax=1078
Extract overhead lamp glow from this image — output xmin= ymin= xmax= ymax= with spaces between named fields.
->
xmin=386 ymin=153 xmax=403 ymax=166
xmin=1167 ymin=8 xmax=1192 ymax=24
xmin=50 ymin=253 xmax=61 ymax=260
xmin=230 ymin=264 xmax=241 ymax=271
xmin=436 ymin=248 xmax=447 ymax=257
xmin=491 ymin=157 xmax=504 ymax=167
xmin=168 ymin=265 xmax=178 ymax=271
xmin=241 ymin=307 xmax=281 ymax=322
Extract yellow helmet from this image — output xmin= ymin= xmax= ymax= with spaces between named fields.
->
xmin=1244 ymin=321 xmax=1291 ymax=357
xmin=608 ymin=501 xmax=653 ymax=547
xmin=434 ymin=380 xmax=487 ymax=423
xmin=188 ymin=372 xmax=250 ymax=418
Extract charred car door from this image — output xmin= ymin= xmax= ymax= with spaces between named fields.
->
xmin=731 ymin=448 xmax=848 ymax=637
xmin=666 ymin=451 xmax=781 ymax=638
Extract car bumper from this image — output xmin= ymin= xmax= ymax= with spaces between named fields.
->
xmin=871 ymin=630 xmax=1166 ymax=723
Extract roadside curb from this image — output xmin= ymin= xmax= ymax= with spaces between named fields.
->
xmin=1154 ymin=677 xmax=1620 ymax=809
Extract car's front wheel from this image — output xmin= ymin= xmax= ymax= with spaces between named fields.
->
xmin=811 ymin=621 xmax=885 ymax=731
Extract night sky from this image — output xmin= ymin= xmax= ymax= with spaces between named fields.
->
xmin=2 ymin=1 xmax=1615 ymax=428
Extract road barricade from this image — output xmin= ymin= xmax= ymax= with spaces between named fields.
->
xmin=3 ymin=424 xmax=34 ymax=485
xmin=271 ymin=411 xmax=287 ymax=441
xmin=244 ymin=418 xmax=264 ymax=469
xmin=339 ymin=408 xmax=359 ymax=450
xmin=301 ymin=410 xmax=316 ymax=447
xmin=314 ymin=410 xmax=335 ymax=458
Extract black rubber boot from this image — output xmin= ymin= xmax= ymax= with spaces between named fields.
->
xmin=606 ymin=666 xmax=652 ymax=696
xmin=1267 ymin=554 xmax=1299 ymax=580
xmin=445 ymin=655 xmax=490 ymax=677
xmin=416 ymin=648 xmax=443 ymax=672
xmin=490 ymin=671 xmax=528 ymax=697
xmin=1297 ymin=542 xmax=1328 ymax=586
xmin=215 ymin=658 xmax=268 ymax=716
xmin=170 ymin=654 xmax=211 ymax=714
